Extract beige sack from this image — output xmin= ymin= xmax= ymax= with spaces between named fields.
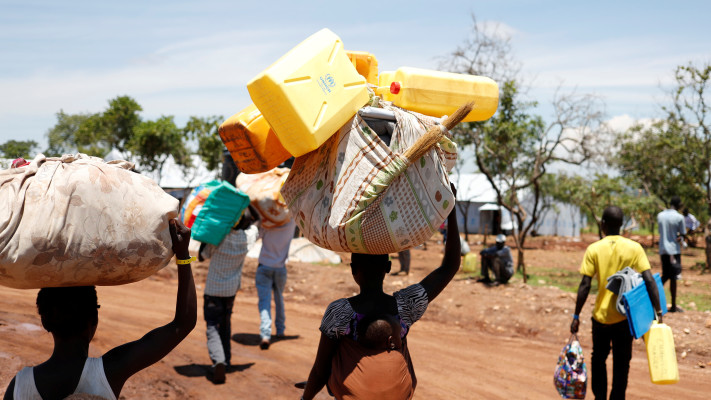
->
xmin=281 ymin=105 xmax=456 ymax=254
xmin=236 ymin=168 xmax=291 ymax=229
xmin=0 ymin=154 xmax=178 ymax=289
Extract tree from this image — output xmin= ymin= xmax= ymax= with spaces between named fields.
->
xmin=46 ymin=111 xmax=93 ymax=156
xmin=440 ymin=16 xmax=607 ymax=282
xmin=462 ymin=82 xmax=604 ymax=281
xmin=127 ymin=116 xmax=190 ymax=183
xmin=43 ymin=96 xmax=221 ymax=183
xmin=0 ymin=140 xmax=38 ymax=159
xmin=183 ymin=116 xmax=224 ymax=172
xmin=549 ymin=173 xmax=661 ymax=240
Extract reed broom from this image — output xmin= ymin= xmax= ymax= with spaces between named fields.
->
xmin=402 ymin=101 xmax=474 ymax=164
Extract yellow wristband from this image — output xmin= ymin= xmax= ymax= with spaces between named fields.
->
xmin=176 ymin=256 xmax=196 ymax=265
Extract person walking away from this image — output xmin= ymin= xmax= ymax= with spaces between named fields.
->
xmin=256 ymin=219 xmax=296 ymax=349
xmin=478 ymin=234 xmax=514 ymax=285
xmin=302 ymin=187 xmax=461 ymax=400
xmin=571 ymin=206 xmax=663 ymax=400
xmin=198 ymin=206 xmax=259 ymax=383
xmin=657 ymin=196 xmax=686 ymax=312
xmin=4 ymin=219 xmax=197 ymax=400
xmin=391 ymin=250 xmax=411 ymax=275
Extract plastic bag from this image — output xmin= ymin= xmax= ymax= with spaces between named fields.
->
xmin=554 ymin=334 xmax=587 ymax=399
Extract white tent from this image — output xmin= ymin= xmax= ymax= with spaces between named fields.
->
xmin=104 ymin=149 xmax=216 ymax=193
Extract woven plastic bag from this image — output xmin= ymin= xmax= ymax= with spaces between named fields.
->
xmin=181 ymin=182 xmax=218 ymax=228
xmin=554 ymin=334 xmax=587 ymax=399
xmin=280 ymin=105 xmax=457 ymax=254
xmin=236 ymin=168 xmax=292 ymax=229
xmin=0 ymin=154 xmax=178 ymax=289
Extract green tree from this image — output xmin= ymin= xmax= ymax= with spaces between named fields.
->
xmin=461 ymin=82 xmax=604 ymax=280
xmin=548 ymin=173 xmax=661 ymax=240
xmin=0 ymin=139 xmax=38 ymax=159
xmin=183 ymin=116 xmax=224 ymax=171
xmin=45 ymin=111 xmax=93 ymax=156
xmin=441 ymin=16 xmax=607 ymax=282
xmin=127 ymin=116 xmax=190 ymax=182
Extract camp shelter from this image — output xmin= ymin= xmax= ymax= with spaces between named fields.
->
xmin=450 ymin=173 xmax=584 ymax=237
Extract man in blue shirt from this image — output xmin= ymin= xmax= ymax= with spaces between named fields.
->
xmin=657 ymin=196 xmax=686 ymax=312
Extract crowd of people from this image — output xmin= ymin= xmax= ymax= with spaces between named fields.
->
xmin=3 ymin=153 xmax=706 ymax=400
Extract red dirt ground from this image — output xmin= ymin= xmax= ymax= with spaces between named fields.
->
xmin=2 ymin=233 xmax=710 ymax=399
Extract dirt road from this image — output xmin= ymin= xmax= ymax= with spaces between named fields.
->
xmin=2 ymin=235 xmax=710 ymax=399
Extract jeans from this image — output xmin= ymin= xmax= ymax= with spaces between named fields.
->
xmin=591 ymin=318 xmax=633 ymax=400
xmin=255 ymin=264 xmax=287 ymax=340
xmin=204 ymin=294 xmax=235 ymax=366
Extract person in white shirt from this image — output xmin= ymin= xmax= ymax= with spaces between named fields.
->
xmin=657 ymin=196 xmax=686 ymax=312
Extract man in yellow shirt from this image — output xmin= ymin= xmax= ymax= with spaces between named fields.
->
xmin=571 ymin=206 xmax=662 ymax=400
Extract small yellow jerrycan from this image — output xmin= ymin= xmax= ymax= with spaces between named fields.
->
xmin=219 ymin=104 xmax=292 ymax=174
xmin=643 ymin=320 xmax=679 ymax=384
xmin=462 ymin=253 xmax=477 ymax=273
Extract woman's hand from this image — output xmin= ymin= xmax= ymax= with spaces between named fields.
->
xmin=169 ymin=219 xmax=191 ymax=260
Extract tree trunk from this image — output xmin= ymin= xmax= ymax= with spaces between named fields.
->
xmin=517 ymin=246 xmax=526 ymax=283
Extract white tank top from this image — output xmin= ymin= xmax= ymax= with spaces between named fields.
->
xmin=13 ymin=357 xmax=117 ymax=400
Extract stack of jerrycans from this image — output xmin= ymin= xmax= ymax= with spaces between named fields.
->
xmin=220 ymin=28 xmax=500 ymax=175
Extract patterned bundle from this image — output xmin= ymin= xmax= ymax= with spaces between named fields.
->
xmin=0 ymin=154 xmax=178 ymax=289
xmin=280 ymin=105 xmax=457 ymax=254
xmin=236 ymin=168 xmax=292 ymax=229
xmin=553 ymin=335 xmax=588 ymax=399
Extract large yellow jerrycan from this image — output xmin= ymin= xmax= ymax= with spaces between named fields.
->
xmin=643 ymin=321 xmax=679 ymax=384
xmin=346 ymin=51 xmax=379 ymax=85
xmin=219 ymin=104 xmax=292 ymax=174
xmin=247 ymin=29 xmax=369 ymax=157
xmin=376 ymin=67 xmax=499 ymax=122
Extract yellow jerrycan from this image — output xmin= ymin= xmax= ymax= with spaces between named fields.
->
xmin=247 ymin=29 xmax=369 ymax=157
xmin=219 ymin=104 xmax=292 ymax=174
xmin=376 ymin=67 xmax=499 ymax=121
xmin=643 ymin=321 xmax=679 ymax=384
xmin=462 ymin=253 xmax=477 ymax=273
xmin=346 ymin=51 xmax=379 ymax=85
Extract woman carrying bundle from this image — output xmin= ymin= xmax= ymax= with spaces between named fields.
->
xmin=301 ymin=187 xmax=460 ymax=400
xmin=4 ymin=219 xmax=197 ymax=400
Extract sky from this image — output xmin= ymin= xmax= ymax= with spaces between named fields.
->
xmin=1 ymin=0 xmax=710 ymax=154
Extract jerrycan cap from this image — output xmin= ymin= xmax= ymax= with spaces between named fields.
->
xmin=390 ymin=81 xmax=401 ymax=94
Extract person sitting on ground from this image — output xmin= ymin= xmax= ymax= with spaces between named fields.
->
xmin=301 ymin=198 xmax=461 ymax=400
xmin=198 ymin=205 xmax=260 ymax=384
xmin=478 ymin=234 xmax=514 ymax=285
xmin=4 ymin=219 xmax=197 ymax=400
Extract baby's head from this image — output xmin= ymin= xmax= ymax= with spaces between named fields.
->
xmin=356 ymin=313 xmax=402 ymax=351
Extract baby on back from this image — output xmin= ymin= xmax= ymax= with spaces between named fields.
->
xmin=356 ymin=313 xmax=402 ymax=351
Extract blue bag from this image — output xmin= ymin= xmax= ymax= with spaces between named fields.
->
xmin=621 ymin=273 xmax=667 ymax=339
xmin=191 ymin=180 xmax=250 ymax=246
